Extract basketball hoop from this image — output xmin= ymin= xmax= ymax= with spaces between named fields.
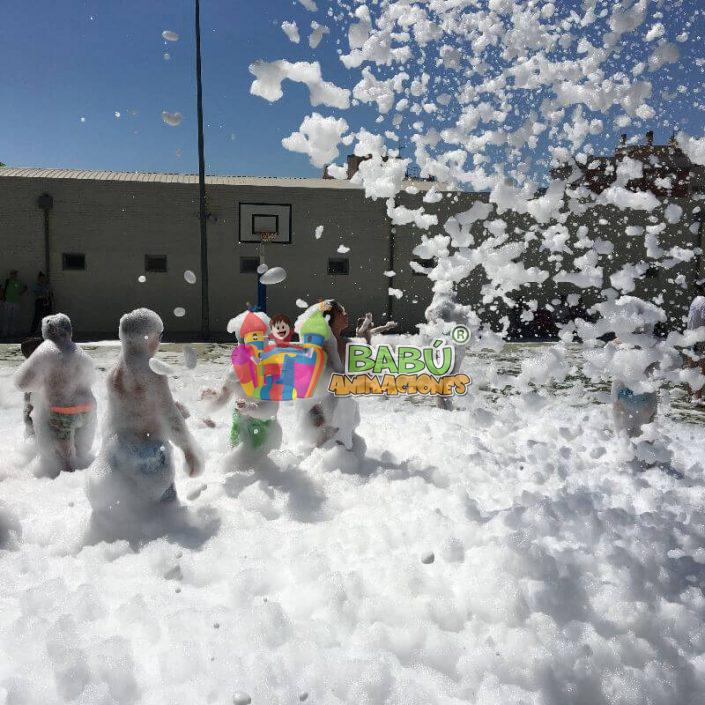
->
xmin=256 ymin=231 xmax=277 ymax=268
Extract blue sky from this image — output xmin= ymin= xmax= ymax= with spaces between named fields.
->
xmin=0 ymin=0 xmax=349 ymax=177
xmin=1 ymin=1 xmax=703 ymax=179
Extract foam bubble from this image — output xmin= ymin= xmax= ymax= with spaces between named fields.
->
xmin=183 ymin=345 xmax=198 ymax=369
xmin=259 ymin=267 xmax=287 ymax=285
xmin=162 ymin=111 xmax=182 ymax=127
xmin=149 ymin=358 xmax=175 ymax=376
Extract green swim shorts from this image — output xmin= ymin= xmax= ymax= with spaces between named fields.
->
xmin=47 ymin=409 xmax=94 ymax=441
xmin=230 ymin=409 xmax=271 ymax=449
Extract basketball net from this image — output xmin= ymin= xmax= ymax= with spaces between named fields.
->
xmin=257 ymin=231 xmax=276 ymax=264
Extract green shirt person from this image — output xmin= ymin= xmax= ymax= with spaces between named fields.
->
xmin=1 ymin=270 xmax=27 ymax=338
xmin=3 ymin=272 xmax=26 ymax=303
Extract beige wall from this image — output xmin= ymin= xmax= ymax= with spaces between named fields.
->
xmin=0 ymin=176 xmax=392 ymax=338
xmin=391 ymin=191 xmax=486 ymax=331
xmin=205 ymin=184 xmax=390 ymax=335
xmin=0 ymin=181 xmax=48 ymax=333
xmin=392 ymin=191 xmax=705 ymax=332
xmin=0 ymin=173 xmax=702 ymax=339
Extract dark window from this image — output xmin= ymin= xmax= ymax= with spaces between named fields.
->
xmin=240 ymin=256 xmax=260 ymax=273
xmin=328 ymin=257 xmax=349 ymax=275
xmin=412 ymin=257 xmax=435 ymax=274
xmin=252 ymin=214 xmax=278 ymax=236
xmin=145 ymin=255 xmax=168 ymax=273
xmin=62 ymin=253 xmax=86 ymax=271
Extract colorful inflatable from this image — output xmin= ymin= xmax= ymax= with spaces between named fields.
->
xmin=231 ymin=307 xmax=330 ymax=401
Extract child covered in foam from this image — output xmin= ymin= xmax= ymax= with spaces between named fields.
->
xmin=88 ymin=308 xmax=202 ymax=509
xmin=201 ymin=310 xmax=282 ymax=461
xmin=604 ymin=297 xmax=673 ymax=444
xmin=14 ymin=314 xmax=97 ymax=473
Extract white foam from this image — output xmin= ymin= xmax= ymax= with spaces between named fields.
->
xmin=148 ymin=358 xmax=175 ymax=376
xmin=259 ymin=267 xmax=287 ymax=285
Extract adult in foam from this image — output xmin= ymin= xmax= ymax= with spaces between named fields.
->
xmin=14 ymin=313 xmax=97 ymax=475
xmin=686 ymin=281 xmax=705 ymax=406
xmin=297 ymin=300 xmax=366 ymax=455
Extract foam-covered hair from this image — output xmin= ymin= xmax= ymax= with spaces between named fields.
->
xmin=295 ymin=300 xmax=337 ymax=334
xmin=119 ymin=308 xmax=164 ymax=346
xmin=41 ymin=313 xmax=72 ymax=342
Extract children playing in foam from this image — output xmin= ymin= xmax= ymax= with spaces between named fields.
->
xmin=3 ymin=323 xmax=705 ymax=705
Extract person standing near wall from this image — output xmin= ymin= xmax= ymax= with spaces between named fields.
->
xmin=1 ymin=270 xmax=27 ymax=339
xmin=29 ymin=272 xmax=53 ymax=335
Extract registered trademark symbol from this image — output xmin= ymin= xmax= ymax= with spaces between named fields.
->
xmin=451 ymin=325 xmax=470 ymax=344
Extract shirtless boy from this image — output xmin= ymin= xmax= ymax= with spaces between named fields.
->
xmin=99 ymin=308 xmax=202 ymax=504
xmin=14 ymin=314 xmax=96 ymax=472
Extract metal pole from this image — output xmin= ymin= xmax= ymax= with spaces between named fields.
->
xmin=37 ymin=193 xmax=54 ymax=279
xmin=43 ymin=209 xmax=50 ymax=278
xmin=195 ymin=0 xmax=209 ymax=339
xmin=386 ymin=199 xmax=396 ymax=321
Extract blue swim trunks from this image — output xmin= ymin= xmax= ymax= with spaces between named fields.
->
xmin=107 ymin=436 xmax=176 ymax=503
xmin=617 ymin=387 xmax=656 ymax=408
